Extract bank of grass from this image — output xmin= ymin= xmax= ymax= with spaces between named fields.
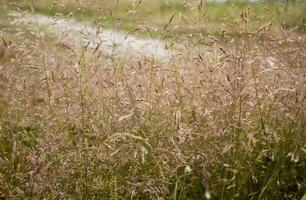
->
xmin=0 ymin=1 xmax=306 ymax=200
xmin=1 ymin=0 xmax=306 ymax=37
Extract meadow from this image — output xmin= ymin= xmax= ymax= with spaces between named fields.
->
xmin=0 ymin=0 xmax=305 ymax=199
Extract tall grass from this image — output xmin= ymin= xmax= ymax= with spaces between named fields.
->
xmin=0 ymin=0 xmax=305 ymax=199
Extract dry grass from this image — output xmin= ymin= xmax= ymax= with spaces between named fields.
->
xmin=0 ymin=1 xmax=306 ymax=199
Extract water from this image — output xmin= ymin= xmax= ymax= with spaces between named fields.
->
xmin=11 ymin=12 xmax=174 ymax=60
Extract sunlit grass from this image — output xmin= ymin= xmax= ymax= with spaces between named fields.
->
xmin=0 ymin=0 xmax=305 ymax=199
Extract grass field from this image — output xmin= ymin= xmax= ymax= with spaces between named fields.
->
xmin=2 ymin=0 xmax=306 ymax=36
xmin=0 ymin=0 xmax=306 ymax=199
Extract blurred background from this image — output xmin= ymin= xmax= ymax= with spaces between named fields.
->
xmin=1 ymin=0 xmax=305 ymax=38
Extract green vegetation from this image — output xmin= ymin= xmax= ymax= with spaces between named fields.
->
xmin=0 ymin=0 xmax=305 ymax=199
xmin=1 ymin=0 xmax=306 ymax=36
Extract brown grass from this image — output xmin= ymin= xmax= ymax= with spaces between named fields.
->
xmin=0 ymin=1 xmax=305 ymax=199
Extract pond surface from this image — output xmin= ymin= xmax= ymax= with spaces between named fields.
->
xmin=11 ymin=12 xmax=174 ymax=60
